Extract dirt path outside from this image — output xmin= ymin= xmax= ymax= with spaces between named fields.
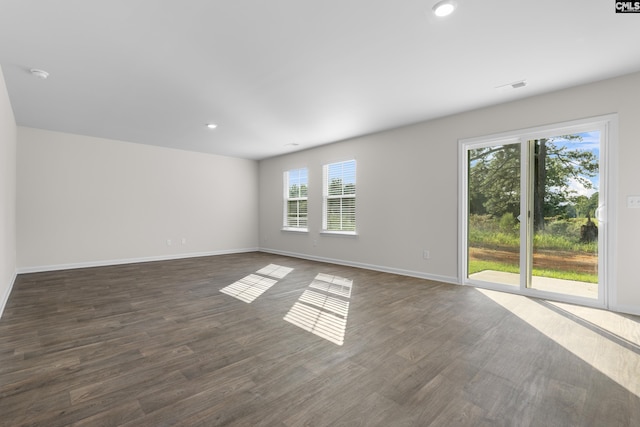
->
xmin=469 ymin=247 xmax=597 ymax=275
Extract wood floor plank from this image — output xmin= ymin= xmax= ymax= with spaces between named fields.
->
xmin=1 ymin=252 xmax=639 ymax=426
xmin=70 ymin=400 xmax=145 ymax=427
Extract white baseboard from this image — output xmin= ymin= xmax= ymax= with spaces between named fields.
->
xmin=16 ymin=247 xmax=260 ymax=274
xmin=0 ymin=270 xmax=17 ymax=320
xmin=260 ymin=247 xmax=459 ymax=285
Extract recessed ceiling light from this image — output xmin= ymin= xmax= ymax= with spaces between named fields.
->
xmin=432 ymin=0 xmax=456 ymax=17
xmin=285 ymin=143 xmax=300 ymax=147
xmin=206 ymin=123 xmax=217 ymax=129
xmin=30 ymin=68 xmax=49 ymax=79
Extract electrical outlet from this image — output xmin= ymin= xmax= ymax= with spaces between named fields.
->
xmin=423 ymin=250 xmax=430 ymax=260
xmin=627 ymin=196 xmax=640 ymax=208
xmin=166 ymin=239 xmax=172 ymax=246
xmin=181 ymin=238 xmax=187 ymax=245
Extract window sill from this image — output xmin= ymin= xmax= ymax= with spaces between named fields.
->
xmin=320 ymin=230 xmax=358 ymax=237
xmin=281 ymin=227 xmax=309 ymax=233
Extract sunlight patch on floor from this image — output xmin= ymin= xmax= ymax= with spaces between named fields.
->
xmin=309 ymin=273 xmax=353 ymax=298
xmin=220 ymin=274 xmax=277 ymax=303
xmin=298 ymin=290 xmax=350 ymax=317
xmin=256 ymin=264 xmax=294 ymax=279
xmin=284 ymin=302 xmax=347 ymax=346
xmin=284 ymin=273 xmax=353 ymax=346
xmin=220 ymin=264 xmax=293 ymax=303
xmin=477 ymin=288 xmax=640 ymax=397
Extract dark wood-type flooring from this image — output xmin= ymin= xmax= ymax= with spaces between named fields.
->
xmin=1 ymin=252 xmax=639 ymax=426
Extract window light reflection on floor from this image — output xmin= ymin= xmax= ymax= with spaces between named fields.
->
xmin=477 ymin=288 xmax=640 ymax=398
xmin=284 ymin=273 xmax=353 ymax=345
xmin=220 ymin=264 xmax=293 ymax=303
xmin=256 ymin=264 xmax=294 ymax=279
xmin=220 ymin=274 xmax=277 ymax=303
xmin=284 ymin=302 xmax=347 ymax=346
xmin=309 ymin=273 xmax=352 ymax=298
xmin=298 ymin=290 xmax=350 ymax=317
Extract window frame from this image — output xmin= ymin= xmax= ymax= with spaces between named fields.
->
xmin=458 ymin=114 xmax=618 ymax=309
xmin=322 ymin=159 xmax=357 ymax=235
xmin=282 ymin=168 xmax=309 ymax=232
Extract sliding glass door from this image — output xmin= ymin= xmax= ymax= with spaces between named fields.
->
xmin=461 ymin=118 xmax=612 ymax=306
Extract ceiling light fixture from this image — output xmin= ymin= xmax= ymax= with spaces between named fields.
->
xmin=30 ymin=68 xmax=49 ymax=79
xmin=432 ymin=0 xmax=456 ymax=17
xmin=206 ymin=123 xmax=217 ymax=129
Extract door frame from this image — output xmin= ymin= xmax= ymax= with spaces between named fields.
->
xmin=458 ymin=114 xmax=618 ymax=309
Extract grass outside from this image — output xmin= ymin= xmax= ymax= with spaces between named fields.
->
xmin=469 ymin=215 xmax=598 ymax=253
xmin=469 ymin=259 xmax=598 ymax=284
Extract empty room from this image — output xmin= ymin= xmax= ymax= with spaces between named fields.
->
xmin=1 ymin=1 xmax=640 ymax=426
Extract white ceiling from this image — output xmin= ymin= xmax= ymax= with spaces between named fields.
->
xmin=1 ymin=1 xmax=639 ymax=160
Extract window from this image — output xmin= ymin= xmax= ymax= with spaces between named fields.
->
xmin=323 ymin=160 xmax=356 ymax=233
xmin=283 ymin=168 xmax=308 ymax=230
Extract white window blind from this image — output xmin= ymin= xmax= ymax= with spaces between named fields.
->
xmin=284 ymin=168 xmax=308 ymax=230
xmin=323 ymin=160 xmax=356 ymax=232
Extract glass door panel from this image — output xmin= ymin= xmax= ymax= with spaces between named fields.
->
xmin=528 ymin=132 xmax=600 ymax=299
xmin=467 ymin=144 xmax=521 ymax=287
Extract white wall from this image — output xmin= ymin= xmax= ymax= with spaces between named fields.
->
xmin=259 ymin=71 xmax=640 ymax=315
xmin=0 ymin=66 xmax=17 ymax=317
xmin=17 ymin=128 xmax=259 ymax=270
